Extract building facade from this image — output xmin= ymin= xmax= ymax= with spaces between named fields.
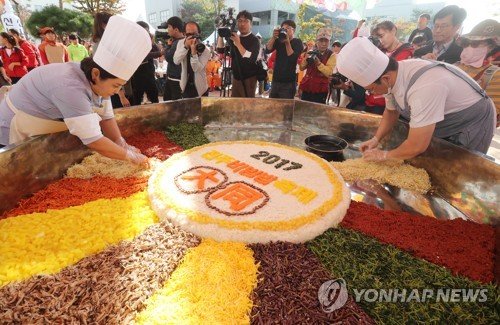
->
xmin=240 ymin=0 xmax=299 ymax=38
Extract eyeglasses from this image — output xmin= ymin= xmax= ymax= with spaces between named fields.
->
xmin=433 ymin=24 xmax=452 ymax=30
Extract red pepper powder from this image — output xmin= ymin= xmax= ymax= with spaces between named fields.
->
xmin=341 ymin=201 xmax=495 ymax=284
xmin=1 ymin=176 xmax=148 ymax=219
xmin=125 ymin=131 xmax=184 ymax=161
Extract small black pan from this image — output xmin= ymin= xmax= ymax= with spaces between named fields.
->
xmin=304 ymin=135 xmax=348 ymax=162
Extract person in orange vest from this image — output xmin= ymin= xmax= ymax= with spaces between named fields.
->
xmin=38 ymin=27 xmax=69 ymax=64
xmin=206 ymin=53 xmax=222 ymax=91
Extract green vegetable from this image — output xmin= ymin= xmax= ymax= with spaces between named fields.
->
xmin=164 ymin=123 xmax=210 ymax=149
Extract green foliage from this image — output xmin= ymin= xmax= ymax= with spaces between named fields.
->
xmin=72 ymin=0 xmax=126 ymax=15
xmin=25 ymin=5 xmax=93 ymax=38
xmin=180 ymin=0 xmax=226 ymax=38
xmin=296 ymin=3 xmax=324 ymax=42
xmin=308 ymin=227 xmax=499 ymax=324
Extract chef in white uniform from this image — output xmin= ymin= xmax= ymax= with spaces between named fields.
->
xmin=337 ymin=37 xmax=496 ymax=161
xmin=0 ymin=16 xmax=151 ymax=165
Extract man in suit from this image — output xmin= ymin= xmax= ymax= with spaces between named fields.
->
xmin=414 ymin=5 xmax=467 ymax=64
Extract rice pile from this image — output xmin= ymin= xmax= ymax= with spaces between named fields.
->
xmin=0 ymin=222 xmax=200 ymax=324
xmin=331 ymin=158 xmax=431 ymax=194
xmin=65 ymin=152 xmax=151 ymax=179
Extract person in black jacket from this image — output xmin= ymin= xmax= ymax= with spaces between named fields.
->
xmin=216 ymin=10 xmax=260 ymax=97
xmin=414 ymin=5 xmax=467 ymax=64
xmin=408 ymin=13 xmax=433 ymax=44
xmin=131 ymin=21 xmax=162 ymax=105
xmin=163 ymin=16 xmax=184 ymax=101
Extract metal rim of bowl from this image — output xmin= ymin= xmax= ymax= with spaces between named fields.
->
xmin=304 ymin=135 xmax=348 ymax=153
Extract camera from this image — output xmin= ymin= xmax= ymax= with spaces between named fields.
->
xmin=217 ymin=7 xmax=237 ymax=39
xmin=306 ymin=50 xmax=321 ymax=65
xmin=368 ymin=36 xmax=381 ymax=49
xmin=187 ymin=33 xmax=206 ymax=54
xmin=330 ymin=72 xmax=348 ymax=86
xmin=155 ymin=22 xmax=170 ymax=40
xmin=278 ymin=28 xmax=287 ymax=40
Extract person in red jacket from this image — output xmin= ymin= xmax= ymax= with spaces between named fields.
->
xmin=364 ymin=21 xmax=414 ymax=114
xmin=0 ymin=32 xmax=28 ymax=84
xmin=38 ymin=27 xmax=69 ymax=65
xmin=9 ymin=29 xmax=41 ymax=70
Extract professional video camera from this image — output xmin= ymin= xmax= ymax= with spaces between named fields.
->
xmin=217 ymin=7 xmax=237 ymax=39
xmin=330 ymin=72 xmax=348 ymax=86
xmin=306 ymin=50 xmax=321 ymax=65
xmin=155 ymin=22 xmax=170 ymax=40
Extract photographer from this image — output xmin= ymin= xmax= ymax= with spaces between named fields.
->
xmin=217 ymin=10 xmax=260 ymax=97
xmin=266 ymin=20 xmax=303 ymax=99
xmin=163 ymin=16 xmax=185 ymax=101
xmin=174 ymin=22 xmax=210 ymax=98
xmin=299 ymin=28 xmax=336 ymax=104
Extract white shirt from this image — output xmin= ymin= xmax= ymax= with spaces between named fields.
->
xmin=388 ymin=59 xmax=483 ymax=128
xmin=173 ymin=39 xmax=210 ymax=96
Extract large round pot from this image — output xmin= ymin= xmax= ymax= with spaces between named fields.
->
xmin=304 ymin=134 xmax=348 ymax=162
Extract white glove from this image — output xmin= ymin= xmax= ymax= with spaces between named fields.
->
xmin=359 ymin=136 xmax=379 ymax=153
xmin=362 ymin=148 xmax=388 ymax=162
xmin=125 ymin=148 xmax=149 ymax=165
xmin=117 ymin=137 xmax=140 ymax=153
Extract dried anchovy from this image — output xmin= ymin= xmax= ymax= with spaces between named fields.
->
xmin=0 ymin=222 xmax=200 ymax=324
xmin=249 ymin=242 xmax=374 ymax=324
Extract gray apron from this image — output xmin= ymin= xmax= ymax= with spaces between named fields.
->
xmin=394 ymin=61 xmax=496 ymax=154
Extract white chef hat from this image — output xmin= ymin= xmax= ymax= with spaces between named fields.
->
xmin=336 ymin=37 xmax=389 ymax=87
xmin=94 ymin=15 xmax=152 ymax=80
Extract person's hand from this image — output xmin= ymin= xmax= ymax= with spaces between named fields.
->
xmin=117 ymin=137 xmax=140 ymax=153
xmin=3 ymin=75 xmax=11 ymax=84
xmin=422 ymin=53 xmax=437 ymax=60
xmin=8 ymin=63 xmax=17 ymax=70
xmin=314 ymin=56 xmax=321 ymax=65
xmin=359 ymin=136 xmax=379 ymax=152
xmin=230 ymin=32 xmax=241 ymax=45
xmin=125 ymin=148 xmax=149 ymax=166
xmin=120 ymin=96 xmax=130 ymax=107
xmin=339 ymin=82 xmax=350 ymax=90
xmin=185 ymin=36 xmax=196 ymax=48
xmin=272 ymin=28 xmax=280 ymax=39
xmin=167 ymin=38 xmax=173 ymax=46
xmin=362 ymin=148 xmax=388 ymax=162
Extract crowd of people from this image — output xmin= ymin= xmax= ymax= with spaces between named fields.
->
xmin=0 ymin=4 xmax=498 ymax=165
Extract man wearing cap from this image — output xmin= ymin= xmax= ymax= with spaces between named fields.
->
xmin=299 ymin=28 xmax=336 ymax=104
xmin=266 ymin=19 xmax=303 ymax=99
xmin=67 ymin=34 xmax=89 ymax=62
xmin=414 ymin=5 xmax=466 ymax=64
xmin=455 ymin=19 xmax=499 ymax=127
xmin=337 ymin=37 xmax=496 ymax=160
xmin=38 ymin=27 xmax=69 ymax=65
xmin=0 ymin=16 xmax=152 ymax=165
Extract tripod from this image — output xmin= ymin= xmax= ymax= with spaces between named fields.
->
xmin=218 ymin=37 xmax=247 ymax=98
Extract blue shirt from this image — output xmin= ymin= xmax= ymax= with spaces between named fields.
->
xmin=0 ymin=62 xmax=104 ymax=145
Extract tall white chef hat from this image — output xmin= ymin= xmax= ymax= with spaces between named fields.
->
xmin=93 ymin=15 xmax=152 ymax=80
xmin=336 ymin=37 xmax=389 ymax=87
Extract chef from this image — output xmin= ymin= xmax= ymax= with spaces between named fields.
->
xmin=337 ymin=37 xmax=496 ymax=161
xmin=0 ymin=16 xmax=151 ymax=165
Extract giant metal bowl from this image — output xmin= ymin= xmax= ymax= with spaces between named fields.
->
xmin=0 ymin=98 xmax=499 ymax=225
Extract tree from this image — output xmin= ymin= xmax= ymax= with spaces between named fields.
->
xmin=25 ymin=5 xmax=94 ymax=38
xmin=72 ymin=0 xmax=126 ymax=15
xmin=296 ymin=3 xmax=324 ymax=42
xmin=180 ymin=0 xmax=225 ymax=38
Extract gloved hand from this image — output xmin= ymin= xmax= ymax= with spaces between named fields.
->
xmin=362 ymin=148 xmax=388 ymax=162
xmin=359 ymin=136 xmax=379 ymax=152
xmin=117 ymin=137 xmax=140 ymax=153
xmin=125 ymin=148 xmax=149 ymax=166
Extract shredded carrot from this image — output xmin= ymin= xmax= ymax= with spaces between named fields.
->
xmin=126 ymin=131 xmax=184 ymax=161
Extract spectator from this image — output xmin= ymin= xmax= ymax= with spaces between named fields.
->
xmin=299 ymin=28 xmax=336 ymax=104
xmin=0 ymin=59 xmax=12 ymax=85
xmin=38 ymin=27 xmax=69 ymax=64
xmin=332 ymin=40 xmax=342 ymax=54
xmin=411 ymin=35 xmax=427 ymax=50
xmin=9 ymin=29 xmax=41 ymax=71
xmin=131 ymin=21 xmax=162 ymax=105
xmin=92 ymin=12 xmax=113 ymax=53
xmin=0 ymin=32 xmax=28 ymax=84
xmin=67 ymin=34 xmax=89 ymax=62
xmin=173 ymin=21 xmax=210 ymax=98
xmin=297 ymin=41 xmax=314 ymax=88
xmin=163 ymin=16 xmax=184 ymax=101
xmin=408 ymin=13 xmax=433 ymax=44
xmin=206 ymin=53 xmax=222 ymax=91
xmin=455 ymin=19 xmax=499 ymax=127
xmin=217 ymin=10 xmax=260 ymax=98
xmin=414 ymin=5 xmax=467 ymax=64
xmin=266 ymin=19 xmax=303 ymax=99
